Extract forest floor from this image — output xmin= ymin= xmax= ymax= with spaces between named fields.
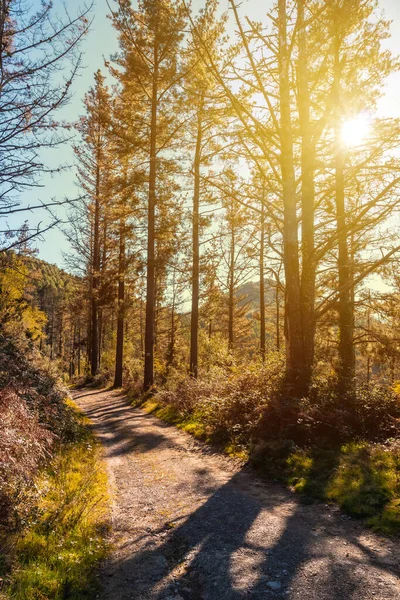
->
xmin=72 ymin=388 xmax=400 ymax=600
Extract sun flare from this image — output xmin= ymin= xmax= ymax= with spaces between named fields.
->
xmin=341 ymin=114 xmax=371 ymax=147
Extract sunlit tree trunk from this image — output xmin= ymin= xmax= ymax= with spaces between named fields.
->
xmin=333 ymin=29 xmax=355 ymax=398
xmin=167 ymin=269 xmax=177 ymax=372
xmin=228 ymin=220 xmax=235 ymax=350
xmin=77 ymin=324 xmax=81 ymax=376
xmin=90 ymin=161 xmax=101 ymax=376
xmin=298 ymin=0 xmax=315 ymax=392
xmin=114 ymin=219 xmax=126 ymax=388
xmin=278 ymin=0 xmax=305 ymax=395
xmin=190 ymin=93 xmax=204 ymax=377
xmin=259 ymin=197 xmax=266 ymax=361
xmin=144 ymin=42 xmax=159 ymax=391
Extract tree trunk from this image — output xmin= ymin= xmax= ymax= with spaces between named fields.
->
xmin=275 ymin=277 xmax=280 ymax=351
xmin=98 ymin=308 xmax=102 ymax=368
xmin=228 ymin=218 xmax=235 ymax=351
xmin=167 ymin=273 xmax=176 ymax=371
xmin=49 ymin=303 xmax=54 ymax=360
xmin=189 ymin=94 xmax=204 ymax=378
xmin=114 ymin=219 xmax=126 ymax=388
xmin=333 ymin=30 xmax=355 ymax=398
xmin=90 ymin=162 xmax=101 ymax=376
xmin=77 ymin=324 xmax=81 ymax=376
xmin=259 ymin=197 xmax=266 ymax=361
xmin=140 ymin=297 xmax=144 ymax=356
xmin=278 ymin=0 xmax=305 ymax=395
xmin=143 ymin=44 xmax=158 ymax=391
xmin=70 ymin=323 xmax=76 ymax=378
xmin=298 ymin=0 xmax=315 ymax=393
xmin=58 ymin=314 xmax=63 ymax=357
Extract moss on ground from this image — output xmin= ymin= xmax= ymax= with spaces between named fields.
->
xmin=2 ymin=400 xmax=109 ymax=600
xmin=254 ymin=442 xmax=400 ymax=535
xmin=141 ymin=399 xmax=209 ymax=441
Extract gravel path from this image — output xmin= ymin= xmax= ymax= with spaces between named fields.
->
xmin=72 ymin=388 xmax=400 ymax=600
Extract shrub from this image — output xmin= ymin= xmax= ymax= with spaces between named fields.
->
xmin=4 ymin=407 xmax=109 ymax=599
xmin=0 ymin=333 xmax=78 ymax=529
xmin=149 ymin=353 xmax=285 ymax=449
xmin=0 ymin=389 xmax=54 ymax=526
xmin=255 ymin=373 xmax=400 ymax=447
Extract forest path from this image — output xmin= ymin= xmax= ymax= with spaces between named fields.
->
xmin=72 ymin=388 xmax=400 ymax=600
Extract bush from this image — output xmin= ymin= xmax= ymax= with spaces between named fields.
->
xmin=0 ymin=333 xmax=79 ymax=529
xmin=146 ymin=353 xmax=285 ymax=450
xmin=255 ymin=373 xmax=400 ymax=447
xmin=0 ymin=389 xmax=54 ymax=527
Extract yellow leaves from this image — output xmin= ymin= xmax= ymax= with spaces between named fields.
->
xmin=0 ymin=256 xmax=47 ymax=340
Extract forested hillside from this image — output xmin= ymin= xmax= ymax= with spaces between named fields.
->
xmin=0 ymin=252 xmax=82 ymax=374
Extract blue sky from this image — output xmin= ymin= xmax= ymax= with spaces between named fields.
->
xmin=7 ymin=0 xmax=400 ymax=269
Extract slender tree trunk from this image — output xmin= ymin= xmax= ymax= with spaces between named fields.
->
xmin=366 ymin=290 xmax=371 ymax=382
xmin=91 ymin=162 xmax=101 ymax=376
xmin=259 ymin=197 xmax=266 ymax=361
xmin=167 ymin=273 xmax=176 ymax=371
xmin=278 ymin=0 xmax=304 ymax=395
xmin=228 ymin=220 xmax=235 ymax=351
xmin=140 ymin=297 xmax=144 ymax=356
xmin=98 ymin=308 xmax=102 ymax=368
xmin=114 ymin=220 xmax=126 ymax=388
xmin=58 ymin=314 xmax=63 ymax=357
xmin=298 ymin=0 xmax=315 ymax=393
xmin=143 ymin=45 xmax=159 ymax=391
xmin=276 ymin=277 xmax=280 ymax=351
xmin=154 ymin=276 xmax=159 ymax=353
xmin=70 ymin=323 xmax=76 ymax=378
xmin=98 ymin=215 xmax=108 ymax=370
xmin=190 ymin=94 xmax=204 ymax=378
xmin=333 ymin=31 xmax=355 ymax=398
xmin=77 ymin=324 xmax=81 ymax=376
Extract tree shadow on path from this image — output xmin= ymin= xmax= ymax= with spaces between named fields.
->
xmin=75 ymin=390 xmax=399 ymax=600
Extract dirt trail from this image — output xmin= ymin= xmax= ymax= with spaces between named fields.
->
xmin=72 ymin=388 xmax=400 ymax=600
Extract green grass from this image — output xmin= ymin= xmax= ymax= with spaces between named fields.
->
xmin=2 ymin=401 xmax=109 ymax=600
xmin=141 ymin=399 xmax=209 ymax=440
xmin=140 ymin=398 xmax=249 ymax=460
xmin=259 ymin=441 xmax=400 ymax=535
xmin=327 ymin=443 xmax=400 ymax=534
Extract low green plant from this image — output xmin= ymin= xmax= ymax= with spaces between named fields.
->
xmin=252 ymin=441 xmax=400 ymax=534
xmin=327 ymin=442 xmax=400 ymax=533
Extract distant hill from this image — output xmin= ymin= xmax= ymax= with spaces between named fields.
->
xmin=236 ymin=279 xmax=277 ymax=310
xmin=25 ymin=256 xmax=78 ymax=293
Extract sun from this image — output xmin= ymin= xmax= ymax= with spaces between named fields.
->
xmin=341 ymin=114 xmax=371 ymax=147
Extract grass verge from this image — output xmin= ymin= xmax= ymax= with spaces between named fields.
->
xmin=1 ymin=400 xmax=109 ymax=600
xmin=139 ymin=398 xmax=248 ymax=460
xmin=135 ymin=396 xmax=400 ymax=535
xmin=253 ymin=440 xmax=400 ymax=535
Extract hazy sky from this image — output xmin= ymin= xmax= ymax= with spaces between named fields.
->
xmin=9 ymin=0 xmax=400 ymax=269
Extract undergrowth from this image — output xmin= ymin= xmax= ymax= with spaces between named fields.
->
xmin=129 ymin=361 xmax=400 ymax=535
xmin=1 ymin=402 xmax=109 ymax=600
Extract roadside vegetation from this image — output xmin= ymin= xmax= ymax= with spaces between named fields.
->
xmin=129 ymin=358 xmax=400 ymax=535
xmin=0 ymin=333 xmax=108 ymax=599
